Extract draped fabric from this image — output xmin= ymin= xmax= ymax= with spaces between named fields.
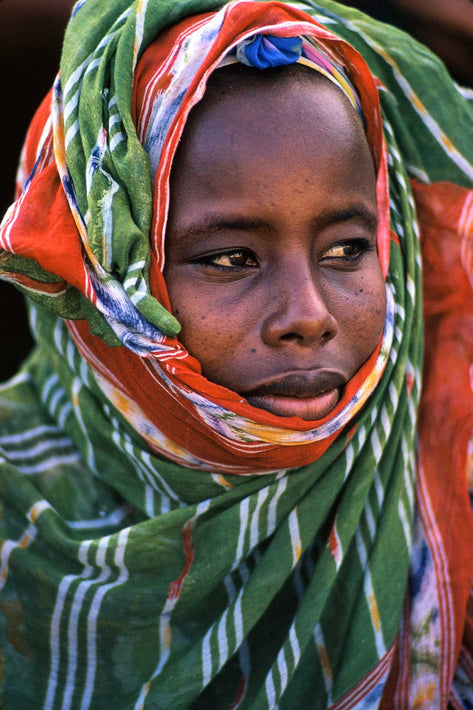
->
xmin=2 ymin=0 xmax=394 ymax=474
xmin=0 ymin=0 xmax=472 ymax=708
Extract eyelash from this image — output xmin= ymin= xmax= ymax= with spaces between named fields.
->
xmin=194 ymin=238 xmax=374 ymax=271
xmin=321 ymin=238 xmax=374 ymax=263
xmin=194 ymin=249 xmax=258 ymax=271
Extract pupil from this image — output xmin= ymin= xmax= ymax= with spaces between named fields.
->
xmin=230 ymin=251 xmax=248 ymax=265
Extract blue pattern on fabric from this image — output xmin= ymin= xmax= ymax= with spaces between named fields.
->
xmin=236 ymin=34 xmax=303 ymax=69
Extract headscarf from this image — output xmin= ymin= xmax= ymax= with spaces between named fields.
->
xmin=0 ymin=0 xmax=472 ymax=707
xmin=2 ymin=0 xmax=393 ymax=474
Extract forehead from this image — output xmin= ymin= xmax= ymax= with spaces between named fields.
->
xmin=169 ymin=63 xmax=375 ymax=199
xmin=164 ymin=63 xmax=379 ymax=274
xmin=193 ymin=62 xmax=365 ymax=133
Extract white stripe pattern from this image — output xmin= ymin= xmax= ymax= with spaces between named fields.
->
xmin=45 ymin=541 xmax=94 ymax=710
xmin=79 ymin=528 xmax=130 ymax=710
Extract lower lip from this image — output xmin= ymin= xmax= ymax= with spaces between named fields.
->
xmin=246 ymin=388 xmax=340 ymax=421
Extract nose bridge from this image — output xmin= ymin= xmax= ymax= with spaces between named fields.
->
xmin=261 ymin=256 xmax=338 ymax=347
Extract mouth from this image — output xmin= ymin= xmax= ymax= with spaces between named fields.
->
xmin=243 ymin=370 xmax=345 ymax=421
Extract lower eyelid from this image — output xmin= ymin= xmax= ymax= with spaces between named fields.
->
xmin=193 ymin=258 xmax=254 ymax=272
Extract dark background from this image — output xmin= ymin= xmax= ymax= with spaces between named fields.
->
xmin=1 ymin=0 xmax=472 ymax=382
xmin=0 ymin=0 xmax=75 ymax=381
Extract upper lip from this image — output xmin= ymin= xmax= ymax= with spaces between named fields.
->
xmin=242 ymin=370 xmax=347 ymax=399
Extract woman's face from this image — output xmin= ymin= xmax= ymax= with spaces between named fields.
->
xmin=164 ymin=69 xmax=386 ymax=421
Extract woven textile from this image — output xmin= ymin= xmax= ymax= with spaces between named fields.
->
xmin=0 ymin=0 xmax=473 ymax=708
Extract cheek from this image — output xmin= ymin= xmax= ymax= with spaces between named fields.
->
xmin=167 ymin=283 xmax=250 ymax=378
xmin=322 ymin=260 xmax=386 ymax=371
xmin=342 ymin=275 xmax=387 ymax=362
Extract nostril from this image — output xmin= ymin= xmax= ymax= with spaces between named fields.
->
xmin=320 ymin=330 xmax=334 ymax=344
xmin=278 ymin=329 xmax=333 ymax=344
xmin=260 ymin=281 xmax=338 ymax=348
xmin=279 ymin=331 xmax=302 ymax=342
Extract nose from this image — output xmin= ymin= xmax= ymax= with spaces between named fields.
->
xmin=261 ymin=268 xmax=338 ymax=348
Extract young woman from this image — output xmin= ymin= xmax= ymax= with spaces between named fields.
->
xmin=0 ymin=0 xmax=472 ymax=707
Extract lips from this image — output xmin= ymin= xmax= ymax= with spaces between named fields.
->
xmin=243 ymin=370 xmax=346 ymax=421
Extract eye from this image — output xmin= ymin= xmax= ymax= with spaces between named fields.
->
xmin=196 ymin=249 xmax=258 ymax=270
xmin=321 ymin=238 xmax=374 ymax=263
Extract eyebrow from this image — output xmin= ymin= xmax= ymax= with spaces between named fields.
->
xmin=322 ymin=205 xmax=379 ymax=232
xmin=169 ymin=218 xmax=271 ymax=245
xmin=170 ymin=204 xmax=378 ymax=243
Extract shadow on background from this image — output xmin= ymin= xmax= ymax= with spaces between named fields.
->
xmin=343 ymin=0 xmax=473 ymax=86
xmin=0 ymin=0 xmax=75 ymax=382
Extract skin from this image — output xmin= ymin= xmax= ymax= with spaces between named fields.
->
xmin=164 ymin=66 xmax=386 ymax=421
